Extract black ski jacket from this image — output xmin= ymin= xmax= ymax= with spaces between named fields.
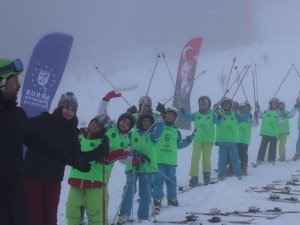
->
xmin=24 ymin=109 xmax=80 ymax=183
xmin=0 ymin=94 xmax=77 ymax=225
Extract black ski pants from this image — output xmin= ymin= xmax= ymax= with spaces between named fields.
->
xmin=257 ymin=135 xmax=277 ymax=163
xmin=238 ymin=143 xmax=248 ymax=167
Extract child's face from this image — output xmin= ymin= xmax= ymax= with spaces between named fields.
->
xmin=118 ymin=118 xmax=131 ymax=132
xmin=239 ymin=105 xmax=246 ymax=113
xmin=62 ymin=106 xmax=76 ymax=120
xmin=270 ymin=102 xmax=279 ymax=110
xmin=221 ymin=100 xmax=231 ymax=111
xmin=141 ymin=117 xmax=152 ymax=130
xmin=165 ymin=112 xmax=176 ymax=124
xmin=199 ymin=99 xmax=209 ymax=111
xmin=89 ymin=120 xmax=103 ymax=133
xmin=140 ymin=104 xmax=151 ymax=113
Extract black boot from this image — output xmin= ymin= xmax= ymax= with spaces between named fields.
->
xmin=241 ymin=164 xmax=248 ymax=176
xmin=203 ymin=173 xmax=210 ymax=185
xmin=189 ymin=176 xmax=198 ymax=187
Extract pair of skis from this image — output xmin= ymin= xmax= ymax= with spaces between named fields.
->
xmin=179 ymin=178 xmax=219 ymax=194
xmin=246 ymin=185 xmax=300 ymax=195
xmin=154 ymin=214 xmax=255 ymax=224
xmin=268 ymin=194 xmax=300 ymax=203
xmin=186 ymin=207 xmax=286 ymax=219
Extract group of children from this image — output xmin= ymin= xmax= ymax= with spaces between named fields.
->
xmin=64 ymin=91 xmax=195 ymax=225
xmin=69 ymin=92 xmax=300 ymax=225
xmin=22 ymin=87 xmax=300 ymax=225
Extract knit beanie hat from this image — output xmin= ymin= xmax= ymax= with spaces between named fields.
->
xmin=57 ymin=92 xmax=78 ymax=112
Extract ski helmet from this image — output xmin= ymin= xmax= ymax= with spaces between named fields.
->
xmin=198 ymin=96 xmax=211 ymax=108
xmin=0 ymin=58 xmax=23 ymax=88
xmin=139 ymin=96 xmax=152 ymax=106
xmin=164 ymin=107 xmax=179 ymax=124
xmin=117 ymin=112 xmax=135 ymax=133
xmin=269 ymin=97 xmax=280 ymax=105
xmin=136 ymin=112 xmax=154 ymax=130
xmin=220 ymin=97 xmax=232 ymax=110
xmin=231 ymin=101 xmax=239 ymax=112
xmin=93 ymin=113 xmax=113 ymax=130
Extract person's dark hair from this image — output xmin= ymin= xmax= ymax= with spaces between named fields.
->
xmin=136 ymin=113 xmax=154 ymax=130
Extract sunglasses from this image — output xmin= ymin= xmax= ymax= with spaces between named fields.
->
xmin=0 ymin=58 xmax=24 ymax=75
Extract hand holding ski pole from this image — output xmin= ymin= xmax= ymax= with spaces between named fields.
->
xmin=156 ymin=102 xmax=166 ymax=115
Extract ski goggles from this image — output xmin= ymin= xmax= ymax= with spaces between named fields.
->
xmin=0 ymin=58 xmax=24 ymax=76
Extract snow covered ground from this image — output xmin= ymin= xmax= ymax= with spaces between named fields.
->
xmin=53 ymin=38 xmax=300 ymax=225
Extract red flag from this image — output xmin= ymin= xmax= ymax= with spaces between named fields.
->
xmin=173 ymin=38 xmax=203 ymax=130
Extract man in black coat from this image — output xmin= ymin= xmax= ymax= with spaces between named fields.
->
xmin=0 ymin=58 xmax=108 ymax=225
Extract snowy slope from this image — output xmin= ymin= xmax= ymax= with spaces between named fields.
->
xmin=54 ymin=39 xmax=300 ymax=225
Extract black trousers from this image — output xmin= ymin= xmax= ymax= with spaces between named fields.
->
xmin=238 ymin=143 xmax=248 ymax=167
xmin=257 ymin=135 xmax=277 ymax=163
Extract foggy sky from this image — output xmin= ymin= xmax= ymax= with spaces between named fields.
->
xmin=1 ymin=0 xmax=300 ymax=71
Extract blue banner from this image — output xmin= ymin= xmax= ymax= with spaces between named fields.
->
xmin=20 ymin=33 xmax=73 ymax=118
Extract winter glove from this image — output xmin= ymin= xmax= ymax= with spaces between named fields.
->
xmin=215 ymin=107 xmax=223 ymax=119
xmin=245 ymin=102 xmax=252 ymax=110
xmin=255 ymin=101 xmax=260 ymax=110
xmin=103 ymin=90 xmax=121 ymax=101
xmin=103 ymin=149 xmax=130 ymax=164
xmin=81 ymin=140 xmax=110 ymax=162
xmin=127 ymin=105 xmax=138 ymax=114
xmin=188 ymin=131 xmax=195 ymax=142
xmin=156 ymin=102 xmax=166 ymax=115
xmin=69 ymin=156 xmax=91 ymax=172
xmin=132 ymin=154 xmax=143 ymax=170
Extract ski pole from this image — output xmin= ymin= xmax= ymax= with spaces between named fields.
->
xmin=235 ymin=66 xmax=248 ymax=102
xmin=111 ymin=122 xmax=157 ymax=224
xmin=140 ymin=53 xmax=161 ymax=113
xmin=227 ymin=65 xmax=247 ymax=93
xmin=273 ymin=64 xmax=293 ymax=97
xmin=161 ymin=70 xmax=207 ymax=106
xmin=145 ymin=163 xmax=184 ymax=191
xmin=231 ymin=65 xmax=251 ymax=100
xmin=140 ymin=164 xmax=158 ymax=221
xmin=94 ymin=66 xmax=132 ymax=107
xmin=252 ymin=64 xmax=259 ymax=123
xmin=252 ymin=64 xmax=258 ymax=106
xmin=161 ymin=51 xmax=175 ymax=88
xmin=254 ymin=64 xmax=259 ymax=103
xmin=224 ymin=57 xmax=237 ymax=95
xmin=292 ymin=64 xmax=300 ymax=79
xmin=102 ymin=163 xmax=106 ymax=225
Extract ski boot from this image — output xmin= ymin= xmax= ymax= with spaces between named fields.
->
xmin=203 ymin=172 xmax=210 ymax=185
xmin=189 ymin=176 xmax=198 ymax=187
xmin=293 ymin=153 xmax=300 ymax=161
xmin=226 ymin=163 xmax=233 ymax=176
xmin=153 ymin=199 xmax=162 ymax=214
xmin=241 ymin=164 xmax=248 ymax=176
xmin=116 ymin=215 xmax=130 ymax=225
xmin=278 ymin=155 xmax=285 ymax=162
xmin=167 ymin=199 xmax=179 ymax=207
